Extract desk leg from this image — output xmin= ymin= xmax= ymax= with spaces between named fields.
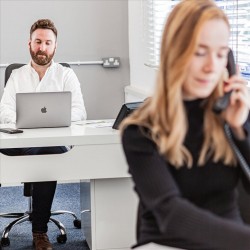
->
xmin=80 ymin=178 xmax=138 ymax=250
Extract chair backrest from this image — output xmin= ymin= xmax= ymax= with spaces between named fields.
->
xmin=5 ymin=64 xmax=26 ymax=86
xmin=58 ymin=63 xmax=70 ymax=68
xmin=4 ymin=62 xmax=71 ymax=87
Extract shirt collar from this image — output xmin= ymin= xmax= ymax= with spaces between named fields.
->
xmin=28 ymin=59 xmax=55 ymax=74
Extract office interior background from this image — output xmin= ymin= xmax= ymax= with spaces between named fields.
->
xmin=0 ymin=0 xmax=249 ymax=249
xmin=0 ymin=0 xmax=130 ymax=120
xmin=0 ymin=0 xmax=249 ymax=114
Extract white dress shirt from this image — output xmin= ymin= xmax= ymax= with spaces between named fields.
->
xmin=0 ymin=60 xmax=87 ymax=123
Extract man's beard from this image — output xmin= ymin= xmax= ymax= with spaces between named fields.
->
xmin=29 ymin=46 xmax=55 ymax=66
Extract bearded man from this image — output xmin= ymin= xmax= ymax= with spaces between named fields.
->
xmin=0 ymin=19 xmax=86 ymax=250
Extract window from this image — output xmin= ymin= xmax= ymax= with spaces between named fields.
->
xmin=144 ymin=0 xmax=250 ymax=84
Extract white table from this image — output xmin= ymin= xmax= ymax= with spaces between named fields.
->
xmin=0 ymin=120 xmax=138 ymax=250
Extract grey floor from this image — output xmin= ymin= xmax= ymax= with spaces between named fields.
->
xmin=0 ymin=183 xmax=90 ymax=250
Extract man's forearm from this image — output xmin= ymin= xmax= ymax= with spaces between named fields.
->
xmin=0 ymin=110 xmax=16 ymax=124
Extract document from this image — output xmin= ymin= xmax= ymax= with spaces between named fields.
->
xmin=75 ymin=121 xmax=113 ymax=128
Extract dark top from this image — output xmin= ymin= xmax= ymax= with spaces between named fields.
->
xmin=122 ymin=99 xmax=250 ymax=250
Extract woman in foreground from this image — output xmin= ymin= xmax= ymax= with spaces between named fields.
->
xmin=121 ymin=0 xmax=250 ymax=249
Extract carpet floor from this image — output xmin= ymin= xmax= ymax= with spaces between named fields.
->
xmin=0 ymin=182 xmax=90 ymax=250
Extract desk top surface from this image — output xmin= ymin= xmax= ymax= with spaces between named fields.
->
xmin=0 ymin=120 xmax=122 ymax=148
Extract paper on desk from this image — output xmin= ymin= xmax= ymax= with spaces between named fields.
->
xmin=76 ymin=121 xmax=113 ymax=128
xmin=93 ymin=122 xmax=113 ymax=128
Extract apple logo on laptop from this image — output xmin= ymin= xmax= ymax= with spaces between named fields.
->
xmin=41 ymin=107 xmax=47 ymax=113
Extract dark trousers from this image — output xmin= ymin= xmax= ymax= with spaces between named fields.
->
xmin=0 ymin=146 xmax=67 ymax=233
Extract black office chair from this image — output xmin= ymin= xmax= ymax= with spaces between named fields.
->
xmin=0 ymin=63 xmax=81 ymax=247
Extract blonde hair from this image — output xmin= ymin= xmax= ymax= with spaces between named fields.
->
xmin=121 ymin=0 xmax=237 ymax=169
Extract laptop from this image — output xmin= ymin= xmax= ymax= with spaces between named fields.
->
xmin=16 ymin=92 xmax=71 ymax=129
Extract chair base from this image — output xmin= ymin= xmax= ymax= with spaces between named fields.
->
xmin=0 ymin=209 xmax=81 ymax=247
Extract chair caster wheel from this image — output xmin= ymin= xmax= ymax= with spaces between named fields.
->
xmin=57 ymin=234 xmax=67 ymax=244
xmin=1 ymin=237 xmax=10 ymax=246
xmin=73 ymin=219 xmax=81 ymax=229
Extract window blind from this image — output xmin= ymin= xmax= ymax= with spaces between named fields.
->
xmin=144 ymin=0 xmax=250 ymax=84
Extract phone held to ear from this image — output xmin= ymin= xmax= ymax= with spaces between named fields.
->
xmin=0 ymin=128 xmax=23 ymax=134
xmin=213 ymin=49 xmax=236 ymax=114
xmin=213 ymin=50 xmax=250 ymax=183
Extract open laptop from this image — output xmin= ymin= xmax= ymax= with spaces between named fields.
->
xmin=16 ymin=92 xmax=71 ymax=129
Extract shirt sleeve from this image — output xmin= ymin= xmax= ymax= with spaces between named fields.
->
xmin=63 ymin=69 xmax=87 ymax=121
xmin=0 ymin=73 xmax=17 ymax=124
xmin=230 ymin=112 xmax=250 ymax=194
xmin=122 ymin=125 xmax=250 ymax=250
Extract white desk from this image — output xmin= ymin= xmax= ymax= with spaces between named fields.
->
xmin=0 ymin=121 xmax=138 ymax=250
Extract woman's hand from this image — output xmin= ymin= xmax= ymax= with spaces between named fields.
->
xmin=222 ymin=66 xmax=250 ymax=139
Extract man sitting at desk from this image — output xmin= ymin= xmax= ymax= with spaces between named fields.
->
xmin=0 ymin=19 xmax=87 ymax=250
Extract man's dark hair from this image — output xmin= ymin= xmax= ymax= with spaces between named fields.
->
xmin=30 ymin=19 xmax=57 ymax=39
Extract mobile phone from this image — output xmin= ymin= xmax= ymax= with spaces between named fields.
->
xmin=0 ymin=128 xmax=23 ymax=134
xmin=212 ymin=49 xmax=236 ymax=114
